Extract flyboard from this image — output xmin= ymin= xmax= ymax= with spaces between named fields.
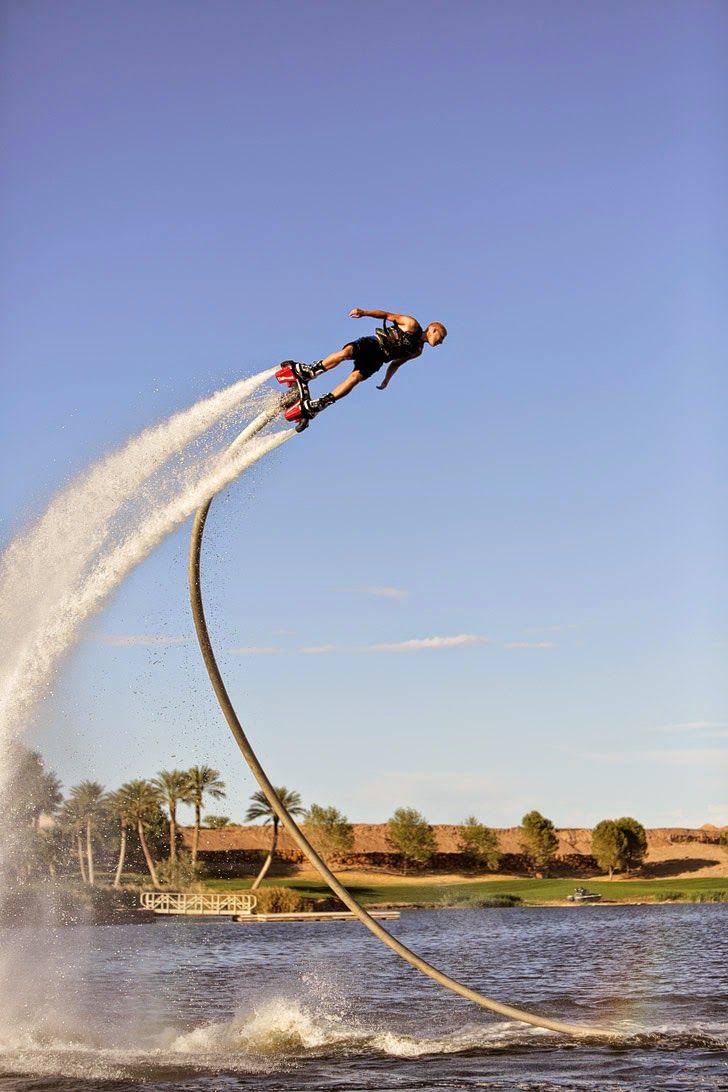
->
xmin=186 ymin=377 xmax=616 ymax=1042
xmin=275 ymin=360 xmax=317 ymax=431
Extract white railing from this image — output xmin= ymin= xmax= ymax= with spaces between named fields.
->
xmin=140 ymin=891 xmax=257 ymax=916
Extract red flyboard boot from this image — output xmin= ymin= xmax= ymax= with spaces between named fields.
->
xmin=275 ymin=361 xmax=297 ymax=387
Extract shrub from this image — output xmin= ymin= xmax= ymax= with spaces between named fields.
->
xmin=156 ymin=852 xmax=199 ymax=889
xmin=436 ymin=891 xmax=522 ymax=909
xmin=251 ymin=886 xmax=305 ymax=913
xmin=472 ymin=894 xmax=522 ymax=908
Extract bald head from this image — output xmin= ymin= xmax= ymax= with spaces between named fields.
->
xmin=425 ymin=322 xmax=447 ymax=346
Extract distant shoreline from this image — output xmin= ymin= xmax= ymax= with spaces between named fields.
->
xmin=203 ymin=871 xmax=728 ymax=910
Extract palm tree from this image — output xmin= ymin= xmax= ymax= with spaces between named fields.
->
xmin=38 ymin=771 xmax=64 ymax=827
xmin=153 ymin=769 xmax=193 ymax=864
xmin=60 ymin=797 xmax=87 ymax=883
xmin=68 ymin=781 xmax=107 ymax=885
xmin=107 ymin=789 xmax=134 ymax=887
xmin=245 ymin=787 xmax=304 ymax=889
xmin=187 ymin=766 xmax=225 ymax=866
xmin=116 ymin=780 xmax=164 ymax=889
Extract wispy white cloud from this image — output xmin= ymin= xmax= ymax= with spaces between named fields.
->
xmin=364 ymin=634 xmax=490 ymax=653
xmin=653 ymin=720 xmax=727 ymax=733
xmin=505 ymin=641 xmax=555 ymax=650
xmin=96 ymin=633 xmax=188 ymax=648
xmin=366 ymin=586 xmax=409 ymax=600
xmin=230 ymin=645 xmax=281 ymax=655
xmin=299 ymin=644 xmax=337 ymax=655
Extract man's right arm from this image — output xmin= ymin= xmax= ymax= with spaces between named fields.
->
xmin=350 ymin=307 xmax=418 ymax=331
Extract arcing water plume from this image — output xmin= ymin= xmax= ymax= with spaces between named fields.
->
xmin=0 ymin=369 xmax=274 ymax=614
xmin=0 ymin=368 xmax=289 ymax=785
xmin=0 ymin=427 xmax=291 ymax=738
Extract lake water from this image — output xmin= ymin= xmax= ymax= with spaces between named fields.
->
xmin=0 ymin=904 xmax=726 ymax=1090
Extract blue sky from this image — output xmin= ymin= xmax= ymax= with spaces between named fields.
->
xmin=1 ymin=1 xmax=726 ymax=829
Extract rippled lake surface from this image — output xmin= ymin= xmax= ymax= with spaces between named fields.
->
xmin=1 ymin=904 xmax=726 ymax=1091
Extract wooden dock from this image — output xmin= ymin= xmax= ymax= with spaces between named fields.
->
xmin=139 ymin=892 xmax=400 ymax=923
xmin=233 ymin=910 xmax=401 ymax=923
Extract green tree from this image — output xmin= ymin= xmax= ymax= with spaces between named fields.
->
xmin=68 ymin=781 xmax=107 ymax=885
xmin=9 ymin=745 xmax=63 ymax=829
xmin=304 ymin=804 xmax=354 ymax=864
xmin=245 ymin=787 xmax=305 ymax=889
xmin=519 ymin=810 xmax=559 ymax=876
xmin=115 ymin=780 xmax=164 ymax=889
xmin=591 ymin=819 xmax=628 ymax=878
xmin=205 ymin=815 xmax=231 ymax=828
xmin=614 ymin=817 xmax=647 ymax=873
xmin=5 ymin=745 xmax=64 ymax=882
xmin=458 ymin=816 xmax=501 ymax=871
xmin=153 ymin=769 xmax=193 ymax=864
xmin=187 ymin=766 xmax=226 ymax=866
xmin=387 ymin=807 xmax=437 ymax=874
xmin=720 ymin=829 xmax=728 ymax=850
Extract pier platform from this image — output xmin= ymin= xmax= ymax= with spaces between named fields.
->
xmin=233 ymin=910 xmax=401 ymax=923
xmin=139 ymin=892 xmax=400 ymax=922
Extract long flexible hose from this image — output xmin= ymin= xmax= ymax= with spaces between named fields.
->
xmin=188 ymin=419 xmax=615 ymax=1041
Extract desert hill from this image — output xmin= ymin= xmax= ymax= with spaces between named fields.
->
xmin=180 ymin=824 xmax=728 ymax=880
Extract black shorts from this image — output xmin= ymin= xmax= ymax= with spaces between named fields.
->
xmin=343 ymin=336 xmax=387 ymax=381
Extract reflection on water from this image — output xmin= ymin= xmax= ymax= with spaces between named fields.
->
xmin=0 ymin=904 xmax=726 ymax=1090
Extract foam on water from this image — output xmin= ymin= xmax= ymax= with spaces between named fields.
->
xmin=1 ymin=994 xmax=725 ymax=1082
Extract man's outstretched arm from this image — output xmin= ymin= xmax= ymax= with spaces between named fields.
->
xmin=376 ymin=359 xmax=406 ymax=390
xmin=350 ymin=307 xmax=418 ymax=331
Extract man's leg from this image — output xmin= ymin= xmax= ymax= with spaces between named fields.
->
xmin=308 ymin=369 xmax=363 ymax=415
xmin=330 ymin=369 xmax=362 ymax=399
xmin=295 ymin=345 xmax=354 ymax=381
xmin=320 ymin=345 xmax=354 ymax=372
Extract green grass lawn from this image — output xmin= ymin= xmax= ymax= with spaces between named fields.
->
xmin=203 ymin=874 xmax=728 ymax=905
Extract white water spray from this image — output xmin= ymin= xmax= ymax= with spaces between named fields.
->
xmin=0 ymin=370 xmax=274 ymax=621
xmin=0 ymin=369 xmax=289 ymax=771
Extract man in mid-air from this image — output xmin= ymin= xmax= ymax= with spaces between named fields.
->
xmin=280 ymin=307 xmax=447 ymax=422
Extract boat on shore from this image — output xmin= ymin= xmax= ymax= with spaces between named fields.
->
xmin=566 ymin=886 xmax=602 ymax=903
